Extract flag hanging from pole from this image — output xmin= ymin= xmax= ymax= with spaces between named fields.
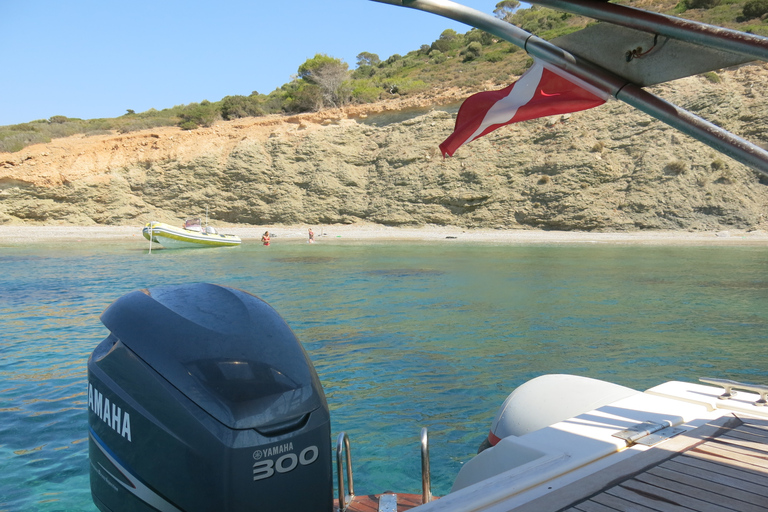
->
xmin=439 ymin=59 xmax=609 ymax=157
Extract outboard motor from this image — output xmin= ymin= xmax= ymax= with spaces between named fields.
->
xmin=87 ymin=283 xmax=332 ymax=512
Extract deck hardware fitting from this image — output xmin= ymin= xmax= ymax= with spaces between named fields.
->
xmin=700 ymin=377 xmax=768 ymax=406
xmin=378 ymin=493 xmax=397 ymax=512
xmin=612 ymin=420 xmax=685 ymax=446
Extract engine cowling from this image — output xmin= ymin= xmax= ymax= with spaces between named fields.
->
xmin=88 ymin=283 xmax=332 ymax=512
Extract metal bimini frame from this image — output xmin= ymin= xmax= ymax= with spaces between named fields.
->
xmin=529 ymin=0 xmax=768 ymax=62
xmin=371 ymin=0 xmax=768 ymax=177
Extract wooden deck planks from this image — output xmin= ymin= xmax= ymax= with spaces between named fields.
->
xmin=687 ymin=441 xmax=768 ymax=475
xmin=711 ymin=428 xmax=768 ymax=453
xmin=649 ymin=463 xmax=768 ymax=507
xmin=672 ymin=452 xmax=768 ymax=488
xmin=511 ymin=416 xmax=768 ymax=512
xmin=633 ymin=470 xmax=765 ymax=512
xmin=722 ymin=428 xmax=768 ymax=446
xmin=566 ymin=500 xmax=631 ymax=512
xmin=591 ymin=489 xmax=669 ymax=512
xmin=661 ymin=459 xmax=768 ymax=498
xmin=608 ymin=477 xmax=736 ymax=512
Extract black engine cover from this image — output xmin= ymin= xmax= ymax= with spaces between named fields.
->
xmin=88 ymin=283 xmax=332 ymax=512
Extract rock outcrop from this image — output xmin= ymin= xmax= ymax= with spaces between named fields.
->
xmin=2 ymin=63 xmax=768 ymax=231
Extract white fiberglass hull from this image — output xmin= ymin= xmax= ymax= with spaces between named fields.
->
xmin=142 ymin=222 xmax=241 ymax=249
xmin=412 ymin=375 xmax=768 ymax=511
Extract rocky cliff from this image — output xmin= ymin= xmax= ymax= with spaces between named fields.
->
xmin=2 ymin=63 xmax=768 ymax=231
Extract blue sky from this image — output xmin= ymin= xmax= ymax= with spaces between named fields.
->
xmin=0 ymin=0 xmax=499 ymax=126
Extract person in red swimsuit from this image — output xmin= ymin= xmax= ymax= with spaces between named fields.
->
xmin=261 ymin=231 xmax=270 ymax=246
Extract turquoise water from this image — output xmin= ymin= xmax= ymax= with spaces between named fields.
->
xmin=2 ymin=238 xmax=768 ymax=510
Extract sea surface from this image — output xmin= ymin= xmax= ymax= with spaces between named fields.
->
xmin=1 ymin=237 xmax=768 ymax=511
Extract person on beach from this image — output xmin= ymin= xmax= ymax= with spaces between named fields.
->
xmin=261 ymin=231 xmax=270 ymax=246
xmin=308 ymin=228 xmax=315 ymax=243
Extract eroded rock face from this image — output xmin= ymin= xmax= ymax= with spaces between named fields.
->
xmin=2 ymin=64 xmax=768 ymax=231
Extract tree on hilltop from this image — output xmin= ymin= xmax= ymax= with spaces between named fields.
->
xmin=295 ymin=54 xmax=351 ymax=109
xmin=356 ymin=52 xmax=381 ymax=68
xmin=494 ymin=0 xmax=521 ymax=21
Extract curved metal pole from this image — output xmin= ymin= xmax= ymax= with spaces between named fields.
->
xmin=529 ymin=0 xmax=768 ymax=63
xmin=373 ymin=0 xmax=624 ymax=96
xmin=371 ymin=0 xmax=768 ymax=176
xmin=618 ymin=84 xmax=768 ymax=175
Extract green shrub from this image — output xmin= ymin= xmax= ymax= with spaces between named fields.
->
xmin=0 ymin=131 xmax=50 ymax=152
xmin=385 ymin=79 xmax=429 ymax=96
xmin=743 ymin=0 xmax=768 ymax=18
xmin=284 ymin=83 xmax=323 ymax=112
xmin=46 ymin=121 xmax=85 ymax=138
xmin=462 ymin=42 xmax=483 ymax=62
xmin=703 ymin=71 xmax=721 ymax=83
xmin=220 ymin=95 xmax=264 ymax=120
xmin=494 ymin=0 xmax=521 ymax=21
xmin=351 ymin=65 xmax=377 ymax=79
xmin=508 ymin=6 xmax=571 ymax=35
xmin=351 ymin=81 xmax=381 ymax=103
xmin=298 ymin=54 xmax=345 ymax=83
xmin=430 ymin=50 xmax=447 ymax=64
xmin=356 ymin=52 xmax=381 ymax=68
xmin=258 ymin=90 xmax=288 ymax=115
xmin=178 ymin=102 xmax=220 ymax=128
xmin=484 ymin=51 xmax=506 ymax=63
xmin=116 ymin=117 xmax=176 ymax=134
xmin=9 ymin=122 xmax=40 ymax=132
xmin=742 ymin=24 xmax=768 ymax=36
xmin=465 ymin=28 xmax=495 ymax=46
xmin=684 ymin=0 xmax=721 ymax=8
xmin=430 ymin=29 xmax=464 ymax=53
xmin=538 ymin=25 xmax=585 ymax=40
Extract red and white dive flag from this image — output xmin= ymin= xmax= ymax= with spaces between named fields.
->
xmin=439 ymin=59 xmax=609 ymax=157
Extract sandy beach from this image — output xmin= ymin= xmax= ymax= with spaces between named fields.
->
xmin=2 ymin=224 xmax=768 ymax=245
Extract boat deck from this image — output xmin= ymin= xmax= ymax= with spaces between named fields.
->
xmin=513 ymin=415 xmax=768 ymax=512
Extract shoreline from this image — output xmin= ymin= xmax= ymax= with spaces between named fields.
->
xmin=2 ymin=224 xmax=768 ymax=245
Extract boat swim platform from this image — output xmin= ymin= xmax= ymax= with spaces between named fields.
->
xmin=334 ymin=492 xmax=426 ymax=511
xmin=512 ymin=414 xmax=768 ymax=512
xmin=333 ymin=416 xmax=768 ymax=511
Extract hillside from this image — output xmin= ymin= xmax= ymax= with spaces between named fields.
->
xmin=2 ymin=60 xmax=768 ymax=231
xmin=4 ymin=0 xmax=767 ymax=152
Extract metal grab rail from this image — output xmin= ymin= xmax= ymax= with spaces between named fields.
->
xmin=700 ymin=377 xmax=768 ymax=406
xmin=421 ymin=427 xmax=432 ymax=504
xmin=336 ymin=432 xmax=354 ymax=512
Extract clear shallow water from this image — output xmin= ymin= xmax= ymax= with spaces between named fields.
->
xmin=2 ymin=239 xmax=768 ymax=510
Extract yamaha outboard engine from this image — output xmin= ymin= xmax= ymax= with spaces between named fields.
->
xmin=87 ymin=283 xmax=332 ymax=512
